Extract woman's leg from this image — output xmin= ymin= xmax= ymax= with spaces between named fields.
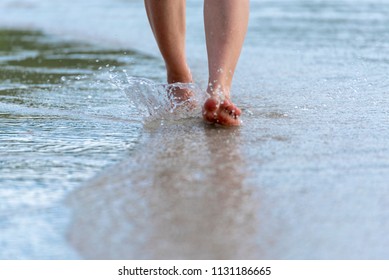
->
xmin=203 ymin=0 xmax=249 ymax=126
xmin=144 ymin=0 xmax=192 ymax=84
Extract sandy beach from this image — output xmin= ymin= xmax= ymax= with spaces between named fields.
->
xmin=1 ymin=0 xmax=389 ymax=259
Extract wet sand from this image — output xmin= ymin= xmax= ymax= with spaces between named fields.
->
xmin=67 ymin=111 xmax=389 ymax=259
xmin=1 ymin=0 xmax=389 ymax=259
xmin=67 ymin=120 xmax=261 ymax=259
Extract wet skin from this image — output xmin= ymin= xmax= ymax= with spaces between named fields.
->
xmin=203 ymin=96 xmax=242 ymax=126
xmin=169 ymin=85 xmax=242 ymax=126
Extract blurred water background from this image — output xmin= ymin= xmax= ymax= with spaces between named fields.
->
xmin=0 ymin=0 xmax=389 ymax=259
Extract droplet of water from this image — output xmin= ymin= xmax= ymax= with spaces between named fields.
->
xmin=116 ymin=77 xmax=206 ymax=122
xmin=245 ymin=109 xmax=253 ymax=116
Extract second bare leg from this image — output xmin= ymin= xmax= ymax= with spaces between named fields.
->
xmin=203 ymin=0 xmax=249 ymax=126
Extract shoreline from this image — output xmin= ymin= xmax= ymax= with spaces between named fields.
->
xmin=2 ymin=0 xmax=389 ymax=259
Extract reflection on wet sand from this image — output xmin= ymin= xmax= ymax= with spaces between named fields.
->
xmin=67 ymin=119 xmax=262 ymax=259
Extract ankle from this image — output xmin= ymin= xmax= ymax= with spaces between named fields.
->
xmin=167 ymin=67 xmax=193 ymax=84
xmin=206 ymin=82 xmax=230 ymax=100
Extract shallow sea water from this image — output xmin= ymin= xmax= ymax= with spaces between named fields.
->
xmin=0 ymin=29 xmax=163 ymax=258
xmin=1 ymin=0 xmax=389 ymax=259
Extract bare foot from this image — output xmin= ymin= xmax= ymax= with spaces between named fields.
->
xmin=202 ymin=96 xmax=242 ymax=126
xmin=166 ymin=84 xmax=197 ymax=110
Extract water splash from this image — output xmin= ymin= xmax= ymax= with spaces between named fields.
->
xmin=110 ymin=73 xmax=207 ymax=122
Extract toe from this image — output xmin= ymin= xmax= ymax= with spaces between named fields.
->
xmin=202 ymin=97 xmax=242 ymax=126
xmin=204 ymin=98 xmax=219 ymax=112
xmin=222 ymin=101 xmax=241 ymax=118
xmin=219 ymin=110 xmax=241 ymax=126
